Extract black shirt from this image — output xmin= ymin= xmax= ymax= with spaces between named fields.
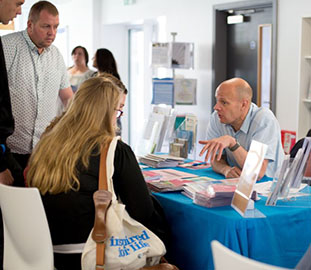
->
xmin=42 ymin=140 xmax=162 ymax=245
xmin=0 ymin=37 xmax=14 ymax=172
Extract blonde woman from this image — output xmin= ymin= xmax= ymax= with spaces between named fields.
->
xmin=27 ymin=76 xmax=169 ymax=269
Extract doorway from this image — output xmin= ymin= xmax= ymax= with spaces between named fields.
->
xmin=212 ymin=0 xmax=277 ymax=113
xmin=128 ymin=28 xmax=145 ymax=149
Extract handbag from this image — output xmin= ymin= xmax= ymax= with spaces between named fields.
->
xmin=81 ymin=137 xmax=166 ymax=270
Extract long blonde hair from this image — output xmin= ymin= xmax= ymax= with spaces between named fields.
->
xmin=27 ymin=76 xmax=122 ymax=195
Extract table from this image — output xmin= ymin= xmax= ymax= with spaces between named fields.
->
xmin=152 ymin=167 xmax=311 ymax=270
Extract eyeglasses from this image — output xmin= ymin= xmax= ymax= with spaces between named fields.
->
xmin=115 ymin=109 xmax=123 ymax=118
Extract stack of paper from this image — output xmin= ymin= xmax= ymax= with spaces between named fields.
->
xmin=139 ymin=154 xmax=184 ymax=168
xmin=145 ymin=169 xmax=198 ymax=192
xmin=147 ymin=179 xmax=193 ymax=192
xmin=193 ymin=184 xmax=236 ymax=208
xmin=142 ymin=171 xmax=162 ymax=181
xmin=182 ymin=181 xmax=257 ymax=208
xmin=182 ymin=181 xmax=217 ymax=199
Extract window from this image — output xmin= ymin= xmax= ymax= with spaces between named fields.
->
xmin=128 ymin=28 xmax=144 ymax=149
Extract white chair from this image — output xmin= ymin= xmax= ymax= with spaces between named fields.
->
xmin=0 ymin=184 xmax=54 ymax=270
xmin=211 ymin=240 xmax=291 ymax=270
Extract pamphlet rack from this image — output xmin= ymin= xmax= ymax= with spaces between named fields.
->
xmin=168 ymin=114 xmax=197 ymax=160
xmin=266 ymin=138 xmax=311 ymax=208
xmin=151 ymin=32 xmax=195 ymax=108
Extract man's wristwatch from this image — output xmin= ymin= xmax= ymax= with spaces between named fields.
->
xmin=229 ymin=139 xmax=240 ymax=152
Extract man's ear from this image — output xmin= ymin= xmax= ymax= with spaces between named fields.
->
xmin=241 ymin=99 xmax=249 ymax=109
xmin=27 ymin=20 xmax=32 ymax=30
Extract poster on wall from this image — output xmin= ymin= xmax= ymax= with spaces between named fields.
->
xmin=151 ymin=43 xmax=171 ymax=68
xmin=171 ymin=42 xmax=194 ymax=69
xmin=174 ymin=78 xmax=197 ymax=105
xmin=152 ymin=78 xmax=174 ymax=106
xmin=151 ymin=42 xmax=194 ymax=69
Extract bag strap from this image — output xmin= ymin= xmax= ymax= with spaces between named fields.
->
xmin=99 ymin=142 xmax=110 ymax=190
xmin=95 ymin=141 xmax=111 ymax=270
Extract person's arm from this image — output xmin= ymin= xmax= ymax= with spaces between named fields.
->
xmin=211 ymin=157 xmax=242 ymax=178
xmin=200 ymin=135 xmax=268 ymax=179
xmin=59 ymin=87 xmax=73 ymax=107
xmin=257 ymin=159 xmax=269 ymax=180
xmin=199 ymin=135 xmax=248 ymax=166
xmin=57 ymin=48 xmax=73 ymax=107
xmin=0 ymin=169 xmax=14 ymax=185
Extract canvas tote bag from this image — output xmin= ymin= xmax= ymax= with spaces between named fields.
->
xmin=82 ymin=137 xmax=166 ymax=270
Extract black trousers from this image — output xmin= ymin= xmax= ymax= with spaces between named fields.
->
xmin=54 ymin=253 xmax=82 ymax=270
xmin=11 ymin=153 xmax=30 ymax=172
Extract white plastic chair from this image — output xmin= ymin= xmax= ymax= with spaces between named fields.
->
xmin=211 ymin=240 xmax=291 ymax=270
xmin=0 ymin=184 xmax=54 ymax=270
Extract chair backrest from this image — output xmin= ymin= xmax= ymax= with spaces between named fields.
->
xmin=0 ymin=184 xmax=54 ymax=270
xmin=211 ymin=240 xmax=291 ymax=270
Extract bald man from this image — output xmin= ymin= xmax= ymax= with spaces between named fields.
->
xmin=199 ymin=78 xmax=284 ymax=180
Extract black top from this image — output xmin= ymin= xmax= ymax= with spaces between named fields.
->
xmin=42 ymin=140 xmax=167 ymax=245
xmin=290 ymin=129 xmax=311 ymax=158
xmin=0 ymin=37 xmax=14 ymax=172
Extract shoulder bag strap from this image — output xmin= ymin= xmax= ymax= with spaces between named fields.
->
xmin=95 ymin=140 xmax=111 ymax=270
xmin=99 ymin=142 xmax=110 ymax=190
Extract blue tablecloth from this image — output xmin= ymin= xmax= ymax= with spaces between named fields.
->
xmin=151 ymin=167 xmax=311 ymax=270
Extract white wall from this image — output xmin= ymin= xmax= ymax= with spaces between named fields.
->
xmin=12 ymin=0 xmax=311 ymax=145
xmin=101 ymin=24 xmax=129 ymax=142
xmin=60 ymin=0 xmax=94 ymax=66
xmin=99 ymin=0 xmax=248 ymax=154
xmin=276 ymin=0 xmax=311 ymax=139
xmin=99 ymin=0 xmax=311 ymax=143
xmin=18 ymin=0 xmax=96 ymax=67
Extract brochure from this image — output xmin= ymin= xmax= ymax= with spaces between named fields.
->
xmin=174 ymin=78 xmax=197 ymax=105
xmin=178 ymin=160 xmax=211 ymax=170
xmin=146 ymin=168 xmax=197 ymax=181
xmin=147 ymin=179 xmax=193 ymax=193
xmin=139 ymin=154 xmax=184 ymax=168
xmin=142 ymin=171 xmax=162 ymax=181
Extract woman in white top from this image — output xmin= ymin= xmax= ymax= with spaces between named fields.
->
xmin=67 ymin=46 xmax=94 ymax=92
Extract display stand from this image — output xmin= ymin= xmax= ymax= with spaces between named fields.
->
xmin=171 ymin=32 xmax=177 ymax=108
xmin=266 ymin=137 xmax=311 ymax=207
xmin=231 ymin=140 xmax=267 ymax=218
xmin=150 ymin=33 xmax=196 ymax=157
xmin=169 ymin=114 xmax=197 ymax=159
xmin=135 ymin=105 xmax=176 ymax=157
xmin=151 ymin=32 xmax=195 ymax=108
